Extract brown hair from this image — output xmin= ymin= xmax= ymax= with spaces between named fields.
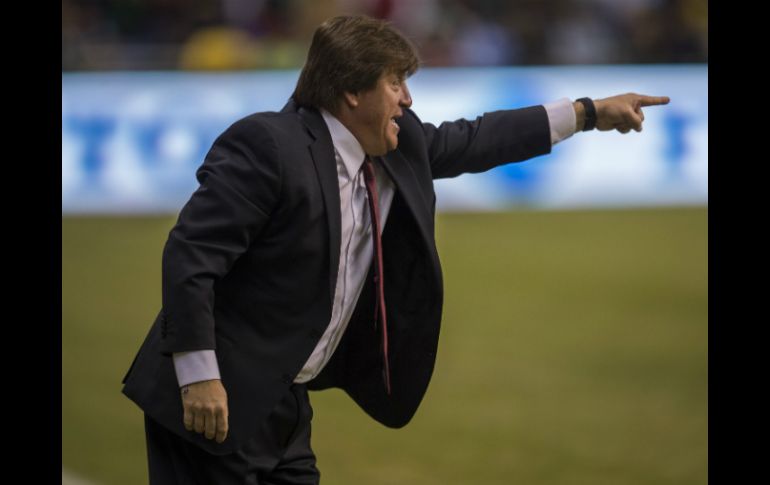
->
xmin=292 ymin=15 xmax=420 ymax=113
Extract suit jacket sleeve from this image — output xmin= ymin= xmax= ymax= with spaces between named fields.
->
xmin=159 ymin=117 xmax=282 ymax=355
xmin=416 ymin=105 xmax=552 ymax=179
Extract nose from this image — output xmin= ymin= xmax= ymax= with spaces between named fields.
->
xmin=400 ymin=81 xmax=412 ymax=108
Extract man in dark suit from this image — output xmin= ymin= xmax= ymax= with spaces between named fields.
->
xmin=121 ymin=14 xmax=670 ymax=484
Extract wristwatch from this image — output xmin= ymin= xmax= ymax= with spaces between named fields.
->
xmin=576 ymin=97 xmax=597 ymax=131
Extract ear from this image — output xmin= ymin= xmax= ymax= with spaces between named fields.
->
xmin=343 ymin=91 xmax=359 ymax=109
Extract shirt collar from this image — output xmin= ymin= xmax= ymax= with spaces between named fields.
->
xmin=320 ymin=108 xmax=366 ymax=179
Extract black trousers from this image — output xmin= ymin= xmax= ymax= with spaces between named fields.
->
xmin=144 ymin=383 xmax=320 ymax=485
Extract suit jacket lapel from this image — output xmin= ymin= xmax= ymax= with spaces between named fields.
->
xmin=378 ymin=151 xmax=434 ymax=249
xmin=298 ymin=105 xmax=342 ymax=301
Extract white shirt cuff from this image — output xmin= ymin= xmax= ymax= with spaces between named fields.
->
xmin=543 ymin=97 xmax=577 ymax=145
xmin=172 ymin=350 xmax=221 ymax=387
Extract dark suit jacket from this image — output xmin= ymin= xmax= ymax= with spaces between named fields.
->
xmin=121 ymin=99 xmax=551 ymax=455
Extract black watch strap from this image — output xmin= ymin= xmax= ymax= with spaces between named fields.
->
xmin=576 ymin=97 xmax=597 ymax=131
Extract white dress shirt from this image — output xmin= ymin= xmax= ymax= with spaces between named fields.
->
xmin=172 ymin=98 xmax=577 ymax=387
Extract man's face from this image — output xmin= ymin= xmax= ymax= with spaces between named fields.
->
xmin=345 ymin=71 xmax=413 ymax=156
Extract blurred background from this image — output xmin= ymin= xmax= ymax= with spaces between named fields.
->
xmin=63 ymin=0 xmax=707 ymax=70
xmin=62 ymin=1 xmax=707 ymax=484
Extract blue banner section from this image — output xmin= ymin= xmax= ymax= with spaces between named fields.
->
xmin=62 ymin=66 xmax=707 ymax=213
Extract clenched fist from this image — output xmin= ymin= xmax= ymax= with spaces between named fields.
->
xmin=180 ymin=379 xmax=229 ymax=443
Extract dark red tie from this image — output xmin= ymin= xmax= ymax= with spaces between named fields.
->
xmin=362 ymin=156 xmax=391 ymax=395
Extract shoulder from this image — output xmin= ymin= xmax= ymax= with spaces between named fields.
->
xmin=400 ymin=108 xmax=424 ymax=130
xmin=225 ymin=110 xmax=304 ymax=142
xmin=214 ymin=110 xmax=307 ymax=158
xmin=394 ymin=108 xmax=426 ymax=143
xmin=393 ymin=108 xmax=430 ymax=155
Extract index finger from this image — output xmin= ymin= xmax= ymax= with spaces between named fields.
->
xmin=639 ymin=95 xmax=670 ymax=107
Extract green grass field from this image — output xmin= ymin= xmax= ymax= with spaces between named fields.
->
xmin=62 ymin=207 xmax=707 ymax=485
